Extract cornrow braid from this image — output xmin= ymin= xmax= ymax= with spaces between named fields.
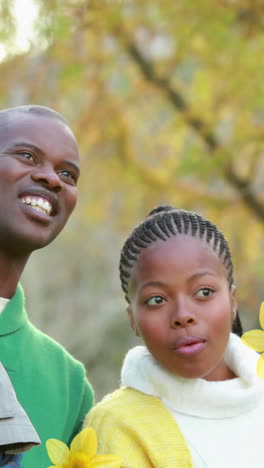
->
xmin=119 ymin=205 xmax=243 ymax=337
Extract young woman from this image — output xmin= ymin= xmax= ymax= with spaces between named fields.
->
xmin=84 ymin=206 xmax=263 ymax=467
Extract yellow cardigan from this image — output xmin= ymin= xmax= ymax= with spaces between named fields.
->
xmin=84 ymin=386 xmax=193 ymax=468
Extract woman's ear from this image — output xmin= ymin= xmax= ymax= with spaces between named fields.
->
xmin=231 ymin=284 xmax=237 ymax=321
xmin=127 ymin=306 xmax=139 ymax=336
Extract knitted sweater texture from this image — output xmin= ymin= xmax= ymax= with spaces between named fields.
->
xmin=85 ymin=386 xmax=192 ymax=467
xmin=0 ymin=285 xmax=94 ymax=468
xmin=85 ymin=334 xmax=264 ymax=467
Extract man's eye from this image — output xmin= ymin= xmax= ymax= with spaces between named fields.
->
xmin=58 ymin=170 xmax=77 ymax=184
xmin=19 ymin=152 xmax=34 ymax=161
xmin=146 ymin=296 xmax=165 ymax=306
xmin=196 ymin=288 xmax=214 ymax=298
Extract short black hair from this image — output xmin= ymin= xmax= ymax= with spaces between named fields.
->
xmin=119 ymin=205 xmax=243 ymax=336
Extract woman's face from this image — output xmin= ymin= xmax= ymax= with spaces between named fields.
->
xmin=127 ymin=235 xmax=237 ymax=381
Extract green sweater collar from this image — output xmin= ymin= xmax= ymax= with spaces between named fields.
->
xmin=0 ymin=284 xmax=27 ymax=336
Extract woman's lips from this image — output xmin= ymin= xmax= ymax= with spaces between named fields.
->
xmin=173 ymin=336 xmax=206 ymax=356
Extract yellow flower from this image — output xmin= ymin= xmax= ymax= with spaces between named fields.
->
xmin=46 ymin=427 xmax=122 ymax=468
xmin=241 ymin=301 xmax=264 ymax=378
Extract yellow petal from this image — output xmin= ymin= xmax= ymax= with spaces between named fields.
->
xmin=70 ymin=427 xmax=97 ymax=457
xmin=95 ymin=454 xmax=123 ymax=467
xmin=241 ymin=330 xmax=264 ymax=352
xmin=257 ymin=353 xmax=264 ymax=379
xmin=259 ymin=302 xmax=264 ymax=330
xmin=46 ymin=438 xmax=70 ymax=464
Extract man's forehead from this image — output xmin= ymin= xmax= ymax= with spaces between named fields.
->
xmin=0 ymin=111 xmax=33 ymax=132
xmin=0 ymin=108 xmax=76 ymax=143
xmin=0 ymin=108 xmax=66 ymax=129
xmin=0 ymin=107 xmax=73 ymax=144
xmin=0 ymin=112 xmax=36 ymax=143
xmin=0 ymin=108 xmax=79 ymax=159
xmin=0 ymin=104 xmax=68 ymax=123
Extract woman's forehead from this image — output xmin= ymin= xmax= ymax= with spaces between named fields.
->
xmin=127 ymin=235 xmax=229 ymax=300
xmin=141 ymin=234 xmax=218 ymax=255
xmin=134 ymin=235 xmax=225 ymax=274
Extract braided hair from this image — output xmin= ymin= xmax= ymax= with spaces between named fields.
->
xmin=119 ymin=205 xmax=243 ymax=336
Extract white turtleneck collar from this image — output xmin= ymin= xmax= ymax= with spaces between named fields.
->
xmin=121 ymin=333 xmax=264 ymax=419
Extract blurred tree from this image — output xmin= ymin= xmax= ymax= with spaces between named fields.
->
xmin=1 ymin=0 xmax=264 ymax=397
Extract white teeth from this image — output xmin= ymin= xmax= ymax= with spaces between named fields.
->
xmin=33 ymin=206 xmax=44 ymax=213
xmin=21 ymin=196 xmax=52 ymax=215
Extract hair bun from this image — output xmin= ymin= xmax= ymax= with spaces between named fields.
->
xmin=146 ymin=205 xmax=174 ymax=218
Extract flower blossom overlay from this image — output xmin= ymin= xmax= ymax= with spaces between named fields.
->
xmin=46 ymin=427 xmax=122 ymax=468
xmin=241 ymin=301 xmax=264 ymax=378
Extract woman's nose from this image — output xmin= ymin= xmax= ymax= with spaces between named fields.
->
xmin=170 ymin=302 xmax=197 ymax=328
xmin=31 ymin=166 xmax=62 ymax=192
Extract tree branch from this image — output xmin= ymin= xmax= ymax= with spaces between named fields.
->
xmin=126 ymin=40 xmax=264 ymax=221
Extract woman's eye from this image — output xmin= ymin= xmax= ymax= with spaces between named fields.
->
xmin=196 ymin=288 xmax=214 ymax=298
xmin=146 ymin=296 xmax=165 ymax=306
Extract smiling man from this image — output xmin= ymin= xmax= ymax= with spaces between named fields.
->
xmin=0 ymin=105 xmax=94 ymax=468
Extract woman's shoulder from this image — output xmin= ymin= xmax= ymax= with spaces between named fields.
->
xmin=84 ymin=386 xmax=171 ymax=429
xmin=90 ymin=386 xmax=161 ymax=412
xmin=83 ymin=386 xmax=193 ymax=468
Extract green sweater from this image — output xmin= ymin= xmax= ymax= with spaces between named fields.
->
xmin=0 ymin=284 xmax=94 ymax=468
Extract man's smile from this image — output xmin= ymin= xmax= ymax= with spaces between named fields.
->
xmin=20 ymin=196 xmax=52 ymax=216
xmin=18 ymin=185 xmax=59 ymax=219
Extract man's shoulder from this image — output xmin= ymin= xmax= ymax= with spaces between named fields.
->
xmin=24 ymin=323 xmax=93 ymax=400
xmin=27 ymin=322 xmax=85 ymax=369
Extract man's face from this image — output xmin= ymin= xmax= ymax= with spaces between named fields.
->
xmin=0 ymin=111 xmax=80 ymax=254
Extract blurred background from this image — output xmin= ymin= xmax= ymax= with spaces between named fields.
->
xmin=1 ymin=0 xmax=264 ymax=400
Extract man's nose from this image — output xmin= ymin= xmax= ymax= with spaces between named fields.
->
xmin=170 ymin=300 xmax=197 ymax=328
xmin=31 ymin=166 xmax=62 ymax=192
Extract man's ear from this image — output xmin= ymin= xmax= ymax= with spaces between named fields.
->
xmin=127 ymin=305 xmax=139 ymax=336
xmin=231 ymin=284 xmax=237 ymax=321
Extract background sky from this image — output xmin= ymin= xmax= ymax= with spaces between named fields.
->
xmin=0 ymin=0 xmax=38 ymax=59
